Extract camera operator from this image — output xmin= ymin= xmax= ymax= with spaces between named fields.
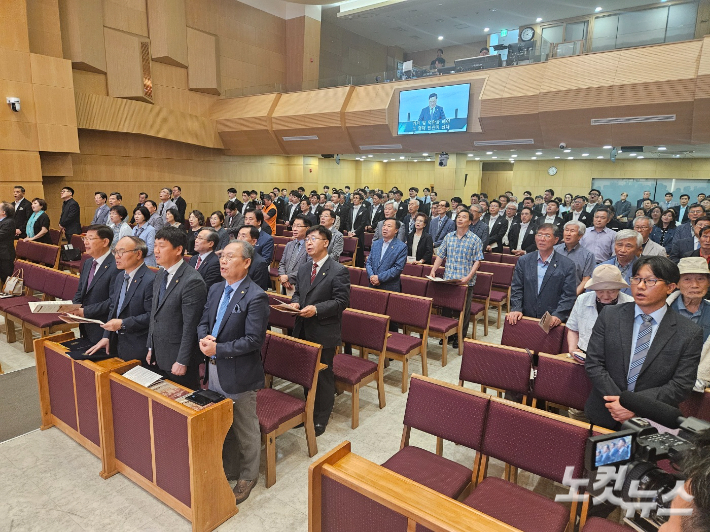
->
xmin=659 ymin=428 xmax=710 ymax=531
xmin=585 ymin=256 xmax=703 ymax=429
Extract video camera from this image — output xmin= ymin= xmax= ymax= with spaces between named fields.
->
xmin=584 ymin=392 xmax=710 ymax=529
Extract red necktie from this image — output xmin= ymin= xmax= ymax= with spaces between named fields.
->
xmin=195 ymin=256 xmax=202 ymax=270
xmin=311 ymin=262 xmax=317 ymax=283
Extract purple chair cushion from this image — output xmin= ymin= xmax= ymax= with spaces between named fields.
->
xmin=463 ymin=477 xmax=569 ymax=532
xmin=0 ymin=295 xmax=40 ymax=312
xmin=582 ymin=517 xmax=631 ymax=532
xmin=386 ymin=333 xmax=422 ymax=355
xmin=333 ymin=354 xmax=377 ymax=385
xmin=257 ymin=388 xmax=305 ymax=433
xmin=488 ymin=290 xmax=508 ymax=303
xmin=427 ymin=315 xmax=458 ymax=334
xmin=469 ymin=301 xmax=485 ymax=315
xmin=10 ymin=308 xmax=65 ymax=328
xmin=382 ymin=446 xmax=472 ymax=499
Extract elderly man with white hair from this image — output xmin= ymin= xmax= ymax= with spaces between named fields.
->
xmin=554 ymin=220 xmax=595 ymax=295
xmin=668 ymin=257 xmax=710 ymax=391
xmin=373 ymin=200 xmax=406 ymax=242
xmin=632 ymin=215 xmax=666 ymax=257
xmin=600 ymin=229 xmax=643 ymax=295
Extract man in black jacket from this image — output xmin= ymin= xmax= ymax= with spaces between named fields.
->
xmin=188 ymin=228 xmax=222 ymax=291
xmin=59 ymin=186 xmax=82 ymax=240
xmin=171 ymin=186 xmax=187 ymax=221
xmin=236 ymin=225 xmax=270 ymax=290
xmin=12 ymin=186 xmax=32 ymax=238
xmin=0 ymin=203 xmax=16 ymax=285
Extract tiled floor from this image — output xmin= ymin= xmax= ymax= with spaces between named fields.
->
xmin=0 ymin=312 xmax=604 ymax=531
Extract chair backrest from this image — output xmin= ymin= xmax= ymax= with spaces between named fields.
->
xmin=48 ymin=228 xmax=63 ymax=245
xmin=273 ymin=236 xmax=290 ymax=246
xmin=283 ymin=230 xmax=293 ymax=237
xmin=263 ymin=332 xmax=321 ymax=388
xmin=261 ymin=332 xmax=271 ymax=362
xmin=471 ymin=271 xmax=493 ymax=299
xmin=482 ymin=398 xmax=590 ymax=483
xmin=273 ymin=243 xmax=286 ymax=263
xmin=679 ymin=389 xmax=710 ymax=422
xmin=404 ymin=375 xmax=490 ymax=450
xmin=346 ymin=267 xmax=365 ymax=287
xmin=23 ymin=262 xmax=47 ymax=293
xmin=386 ymin=293 xmax=432 ymax=330
xmin=267 ymin=293 xmax=296 ymax=330
xmin=483 ymin=252 xmax=502 ymax=262
xmin=62 ymin=273 xmax=80 ymax=300
xmin=534 ymin=354 xmax=592 ymax=411
xmin=342 ymin=236 xmax=357 ymax=255
xmin=478 ymin=262 xmax=515 ymax=288
xmin=501 ymin=317 xmax=566 ymax=355
xmin=70 ymin=234 xmax=86 ymax=253
xmin=400 ymin=275 xmax=429 ymax=297
xmin=341 ymin=309 xmax=390 ymax=353
xmin=402 ymin=263 xmax=423 ymax=277
xmin=425 ymin=282 xmax=468 ymax=312
xmin=460 ymin=340 xmax=532 ymax=396
xmin=364 ymin=232 xmax=374 ymax=250
xmin=275 ymin=224 xmax=285 ymax=236
xmin=43 ymin=269 xmax=69 ymax=299
xmin=500 ymin=254 xmax=519 ymax=265
xmin=350 ymin=285 xmax=390 ymax=315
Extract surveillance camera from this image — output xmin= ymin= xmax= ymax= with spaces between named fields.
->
xmin=559 ymin=142 xmax=567 ymax=149
xmin=438 ymin=152 xmax=449 ymax=167
xmin=6 ymin=97 xmax=20 ymax=113
xmin=610 ymin=147 xmax=618 ymax=163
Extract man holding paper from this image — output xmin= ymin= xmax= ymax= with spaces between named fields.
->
xmin=72 ymin=225 xmax=120 ymax=344
xmin=86 ymin=236 xmax=155 ymax=361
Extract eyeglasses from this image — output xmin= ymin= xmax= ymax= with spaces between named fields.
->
xmin=305 ymin=236 xmax=325 ymax=243
xmin=218 ymin=254 xmax=239 ymax=263
xmin=112 ymin=248 xmax=139 ymax=258
xmin=536 ymin=234 xmax=555 ymax=239
xmin=629 ymin=277 xmax=665 ymax=287
xmin=82 ymin=237 xmax=100 ymax=242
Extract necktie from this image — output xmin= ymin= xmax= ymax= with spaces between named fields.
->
xmin=158 ymin=271 xmax=169 ymax=304
xmin=159 ymin=204 xmax=164 ymax=216
xmin=87 ymin=261 xmax=99 ymax=287
xmin=211 ymin=285 xmax=234 ymax=337
xmin=195 ymin=256 xmax=202 ymax=270
xmin=135 ymin=226 xmax=144 ymax=237
xmin=409 ymin=219 xmax=415 ymax=233
xmin=117 ymin=273 xmax=130 ymax=315
xmin=311 ymin=262 xmax=317 ymax=283
xmin=289 ymin=241 xmax=301 ymax=271
xmin=628 ymin=314 xmax=654 ymax=391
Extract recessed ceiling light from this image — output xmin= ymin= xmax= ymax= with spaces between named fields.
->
xmin=438 ymin=36 xmax=444 ymax=40
xmin=486 ymin=151 xmax=493 ymax=155
xmin=629 ymin=153 xmax=637 ymax=157
xmin=595 ymin=6 xmax=603 ymax=12
xmin=563 ymin=149 xmax=571 ymax=153
xmin=512 ymin=154 xmax=518 ymax=157
xmin=427 ymin=158 xmax=432 ymax=161
xmin=567 ymin=157 xmax=574 ymax=159
xmin=383 ymin=159 xmax=388 ymax=162
xmin=603 ymin=145 xmax=612 ymax=149
xmin=658 ymin=147 xmax=667 ymax=150
xmin=484 ymin=27 xmax=490 ymax=32
xmin=582 ymin=153 xmax=589 ymax=156
xmin=535 ymin=152 xmax=542 ymax=155
xmin=531 ymin=157 xmax=537 ymax=160
xmin=414 ymin=160 xmax=418 ymax=162
xmin=536 ymin=17 xmax=542 ymax=22
xmin=597 ymin=156 xmax=604 ymax=159
xmin=474 ymin=157 xmax=480 ymax=160
xmin=468 ymin=153 xmax=473 ymax=157
xmin=637 ymin=156 xmax=645 ymax=159
xmin=492 ymin=156 xmax=498 ymax=159
xmin=422 ymin=153 xmax=428 ymax=156
xmin=399 ymin=156 xmax=405 ymax=159
xmin=367 ymin=154 xmax=373 ymax=157
xmin=554 ymin=156 xmax=560 ymax=159
xmin=674 ymin=154 xmax=680 ymax=158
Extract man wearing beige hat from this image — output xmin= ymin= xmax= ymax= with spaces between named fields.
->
xmin=668 ymin=257 xmax=710 ymax=391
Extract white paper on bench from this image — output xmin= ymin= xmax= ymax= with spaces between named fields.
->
xmin=122 ymin=366 xmax=164 ymax=388
xmin=28 ymin=300 xmax=82 ymax=313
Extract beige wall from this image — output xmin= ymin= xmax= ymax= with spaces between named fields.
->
xmin=404 ymin=41 xmax=489 ymax=69
xmin=319 ymin=18 xmax=389 ymax=84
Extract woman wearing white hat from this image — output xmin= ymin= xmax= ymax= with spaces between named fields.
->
xmin=567 ymin=264 xmax=635 ymax=357
xmin=668 ymin=257 xmax=710 ymax=391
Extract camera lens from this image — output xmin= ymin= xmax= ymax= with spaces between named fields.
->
xmin=621 ymin=461 xmax=678 ymax=523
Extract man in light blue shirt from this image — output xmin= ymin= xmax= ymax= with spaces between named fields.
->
xmin=581 ymin=208 xmax=616 ymax=264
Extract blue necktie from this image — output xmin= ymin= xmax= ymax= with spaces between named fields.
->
xmin=628 ymin=315 xmax=653 ymax=391
xmin=211 ymin=285 xmax=234 ymax=337
xmin=158 ymin=271 xmax=168 ymax=304
xmin=117 ymin=273 xmax=130 ymax=316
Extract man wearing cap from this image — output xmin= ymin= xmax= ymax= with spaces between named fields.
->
xmin=600 ymin=230 xmax=643 ymax=295
xmin=668 ymin=257 xmax=710 ymax=391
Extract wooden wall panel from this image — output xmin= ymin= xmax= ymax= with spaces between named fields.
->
xmin=693 ymin=36 xmax=710 ymax=143
xmin=0 ymin=0 xmax=30 ymax=52
xmin=72 ymin=70 xmax=108 ymax=96
xmin=147 ymin=0 xmax=188 ymax=67
xmin=104 ymin=28 xmax=151 ymax=102
xmin=0 ymin=150 xmax=43 ymax=201
xmin=58 ymin=0 xmax=107 ymax=73
xmin=103 ymin=0 xmax=149 ymax=37
xmin=26 ymin=0 xmax=63 ymax=58
xmin=210 ymin=93 xmax=282 ymax=155
xmin=186 ymin=28 xmax=219 ymax=95
xmin=40 ymin=153 xmax=73 ymax=176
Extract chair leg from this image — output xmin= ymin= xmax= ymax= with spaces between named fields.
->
xmin=420 ymin=347 xmax=428 ymax=377
xmin=495 ymin=302 xmax=502 ymax=329
xmin=483 ymin=303 xmax=489 ymax=336
xmin=351 ymin=383 xmax=360 ymax=429
xmin=441 ymin=336 xmax=448 ymax=367
xmin=265 ymin=432 xmax=276 ymax=488
xmin=22 ymin=326 xmax=34 ymax=353
xmin=6 ymin=318 xmax=16 ymax=343
xmin=458 ymin=329 xmax=463 ymax=356
xmin=376 ymin=373 xmax=386 ymax=409
xmin=305 ymin=418 xmax=318 ymax=457
xmin=435 ymin=436 xmax=443 ymax=456
xmin=401 ymin=358 xmax=409 ymax=393
xmin=471 ymin=317 xmax=477 ymax=340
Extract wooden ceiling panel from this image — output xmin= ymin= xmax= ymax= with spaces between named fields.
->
xmin=539 ymin=107 xmax=613 ymax=149
xmin=609 ymin=102 xmax=695 ymax=146
xmin=613 ymin=41 xmax=702 ymax=86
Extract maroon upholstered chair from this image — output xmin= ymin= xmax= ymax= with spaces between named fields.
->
xmin=384 ymin=293 xmax=433 ymax=393
xmin=382 ymin=375 xmax=490 ymax=499
xmin=283 ymin=230 xmax=293 ymax=237
xmin=402 ymin=263 xmax=423 ymax=277
xmin=459 ymin=339 xmax=532 ymax=402
xmin=399 ymin=275 xmax=429 ymax=297
xmin=48 ymin=228 xmax=63 ymax=246
xmin=257 ymin=331 xmax=322 ymax=487
xmin=339 ymin=236 xmax=358 ymax=266
xmin=582 ymin=518 xmax=632 ymax=532
xmin=346 ymin=266 xmax=365 ymax=287
xmin=478 ymin=262 xmax=515 ymax=328
xmin=470 ymin=271 xmax=493 ymax=339
xmin=679 ymin=389 xmax=710 ymax=422
xmin=500 ymin=254 xmax=519 ymax=265
xmin=501 ymin=316 xmax=566 ymax=355
xmin=533 ymin=353 xmax=592 ymax=412
xmin=349 ymin=285 xmax=390 ymax=315
xmin=483 ymin=252 xmax=502 ymax=262
xmin=334 ymin=309 xmax=389 ymax=428
xmin=425 ymin=282 xmax=468 ymax=366
xmin=363 ymin=232 xmax=374 ymax=252
xmin=269 ymin=244 xmax=286 ymax=291
xmin=463 ymin=397 xmax=591 ymax=532
xmin=267 ymin=293 xmax=296 ymax=333
xmin=275 ymin=224 xmax=285 ymax=236
xmin=272 ymin=235 xmax=290 ymax=246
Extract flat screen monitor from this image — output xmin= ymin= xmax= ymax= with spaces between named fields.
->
xmin=398 ymin=83 xmax=470 ymax=135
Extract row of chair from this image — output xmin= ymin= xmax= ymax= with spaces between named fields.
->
xmin=0 ymin=260 xmax=80 ymax=352
xmin=15 ymin=240 xmax=61 ymax=269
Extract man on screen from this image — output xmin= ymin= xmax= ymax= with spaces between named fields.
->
xmin=418 ymin=93 xmax=446 ymax=122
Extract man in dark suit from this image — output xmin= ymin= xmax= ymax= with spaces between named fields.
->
xmin=366 ymin=218 xmax=408 ymax=292
xmin=401 ymin=199 xmax=421 ymax=237
xmin=0 ymin=203 xmax=16 ymax=285
xmin=670 ymin=215 xmax=710 ymax=262
xmin=506 ymin=223 xmax=577 ymax=327
xmin=171 ymin=186 xmax=187 ymax=220
xmin=224 ymin=188 xmax=242 ymax=213
xmin=224 ymin=201 xmax=244 ymax=238
xmin=331 ymin=191 xmax=351 ymax=229
xmin=366 ymin=193 xmax=385 ymax=232
xmin=85 ymin=236 xmax=155 ymax=362
xmin=244 ymin=209 xmax=273 ymax=264
xmin=72 ymin=225 xmax=120 ymax=344
xmin=508 ymin=207 xmax=538 ymax=256
xmin=535 ymin=200 xmax=565 ymax=237
xmin=672 ymin=194 xmax=691 ymax=224
xmin=585 ymin=189 xmax=602 ymax=217
xmin=562 ymin=195 xmax=592 ymax=227
xmin=418 ymin=92 xmax=446 ymax=121
xmin=344 ymin=191 xmax=369 ymax=267
xmin=278 ymin=215 xmax=311 ymax=293
xmin=147 ymin=226 xmax=208 ymax=389
xmin=289 ymin=225 xmax=350 ymax=436
xmin=197 ymin=240 xmax=269 ymax=504
xmin=393 ymin=190 xmax=408 ymax=221
xmin=12 ymin=186 xmax=31 ymax=238
xmin=428 ymin=201 xmax=456 ymax=248
xmin=636 ymin=190 xmax=652 ymax=209
xmin=283 ymin=191 xmax=301 ymax=228
xmin=236 ymin=225 xmax=270 ymax=290
xmin=188 ymin=228 xmax=222 ymax=290
xmin=59 ymin=186 xmax=81 ymax=240
xmin=130 ymin=192 xmax=148 ymax=224
xmin=307 ymin=194 xmax=323 ymax=220
xmin=585 ymin=256 xmax=703 ymax=429
xmin=483 ymin=200 xmax=507 ymax=251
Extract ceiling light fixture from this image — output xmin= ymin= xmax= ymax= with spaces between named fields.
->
xmin=367 ymin=154 xmax=373 ymax=157
xmin=536 ymin=152 xmax=542 ymax=155
xmin=563 ymin=149 xmax=571 ymax=153
xmin=484 ymin=27 xmax=490 ymax=32
xmin=468 ymin=153 xmax=473 ymax=157
xmin=595 ymin=7 xmax=603 ymax=12
xmin=637 ymin=156 xmax=645 ymax=159
xmin=531 ymin=157 xmax=537 ymax=160
xmin=492 ymin=156 xmax=498 ymax=159
xmin=422 ymin=153 xmax=428 ymax=156
xmin=582 ymin=153 xmax=589 ymax=156
xmin=554 ymin=156 xmax=560 ymax=159
xmin=536 ymin=17 xmax=542 ymax=22
xmin=512 ymin=154 xmax=518 ymax=157
xmin=597 ymin=156 xmax=604 ymax=159
xmin=658 ymin=147 xmax=667 ymax=150
xmin=438 ymin=36 xmax=444 ymax=40
xmin=399 ymin=156 xmax=405 ymax=159
xmin=567 ymin=157 xmax=574 ymax=159
xmin=486 ymin=151 xmax=493 ymax=155
xmin=629 ymin=153 xmax=637 ymax=157
xmin=603 ymin=145 xmax=612 ymax=149
xmin=474 ymin=157 xmax=480 ymax=160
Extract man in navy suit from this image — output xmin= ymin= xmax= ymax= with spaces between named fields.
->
xmin=236 ymin=225 xmax=270 ymax=290
xmin=429 ymin=201 xmax=455 ymax=248
xmin=86 ymin=236 xmax=155 ymax=361
xmin=366 ymin=218 xmax=408 ymax=292
xmin=244 ymin=208 xmax=273 ymax=264
xmin=72 ymin=225 xmax=120 ymax=344
xmin=344 ymin=191 xmax=369 ymax=267
xmin=418 ymin=92 xmax=446 ymax=121
xmin=506 ymin=223 xmax=578 ymax=327
xmin=188 ymin=228 xmax=222 ymax=290
xmin=198 ymin=240 xmax=270 ymax=504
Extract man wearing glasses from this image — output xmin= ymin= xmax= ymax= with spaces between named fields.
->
xmin=72 ymin=225 xmax=120 ymax=344
xmin=86 ymin=236 xmax=155 ymax=361
xmin=278 ymin=215 xmax=311 ymax=294
xmin=585 ymin=256 xmax=703 ymax=429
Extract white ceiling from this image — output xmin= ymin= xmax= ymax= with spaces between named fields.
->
xmin=322 ymin=0 xmax=667 ymax=52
